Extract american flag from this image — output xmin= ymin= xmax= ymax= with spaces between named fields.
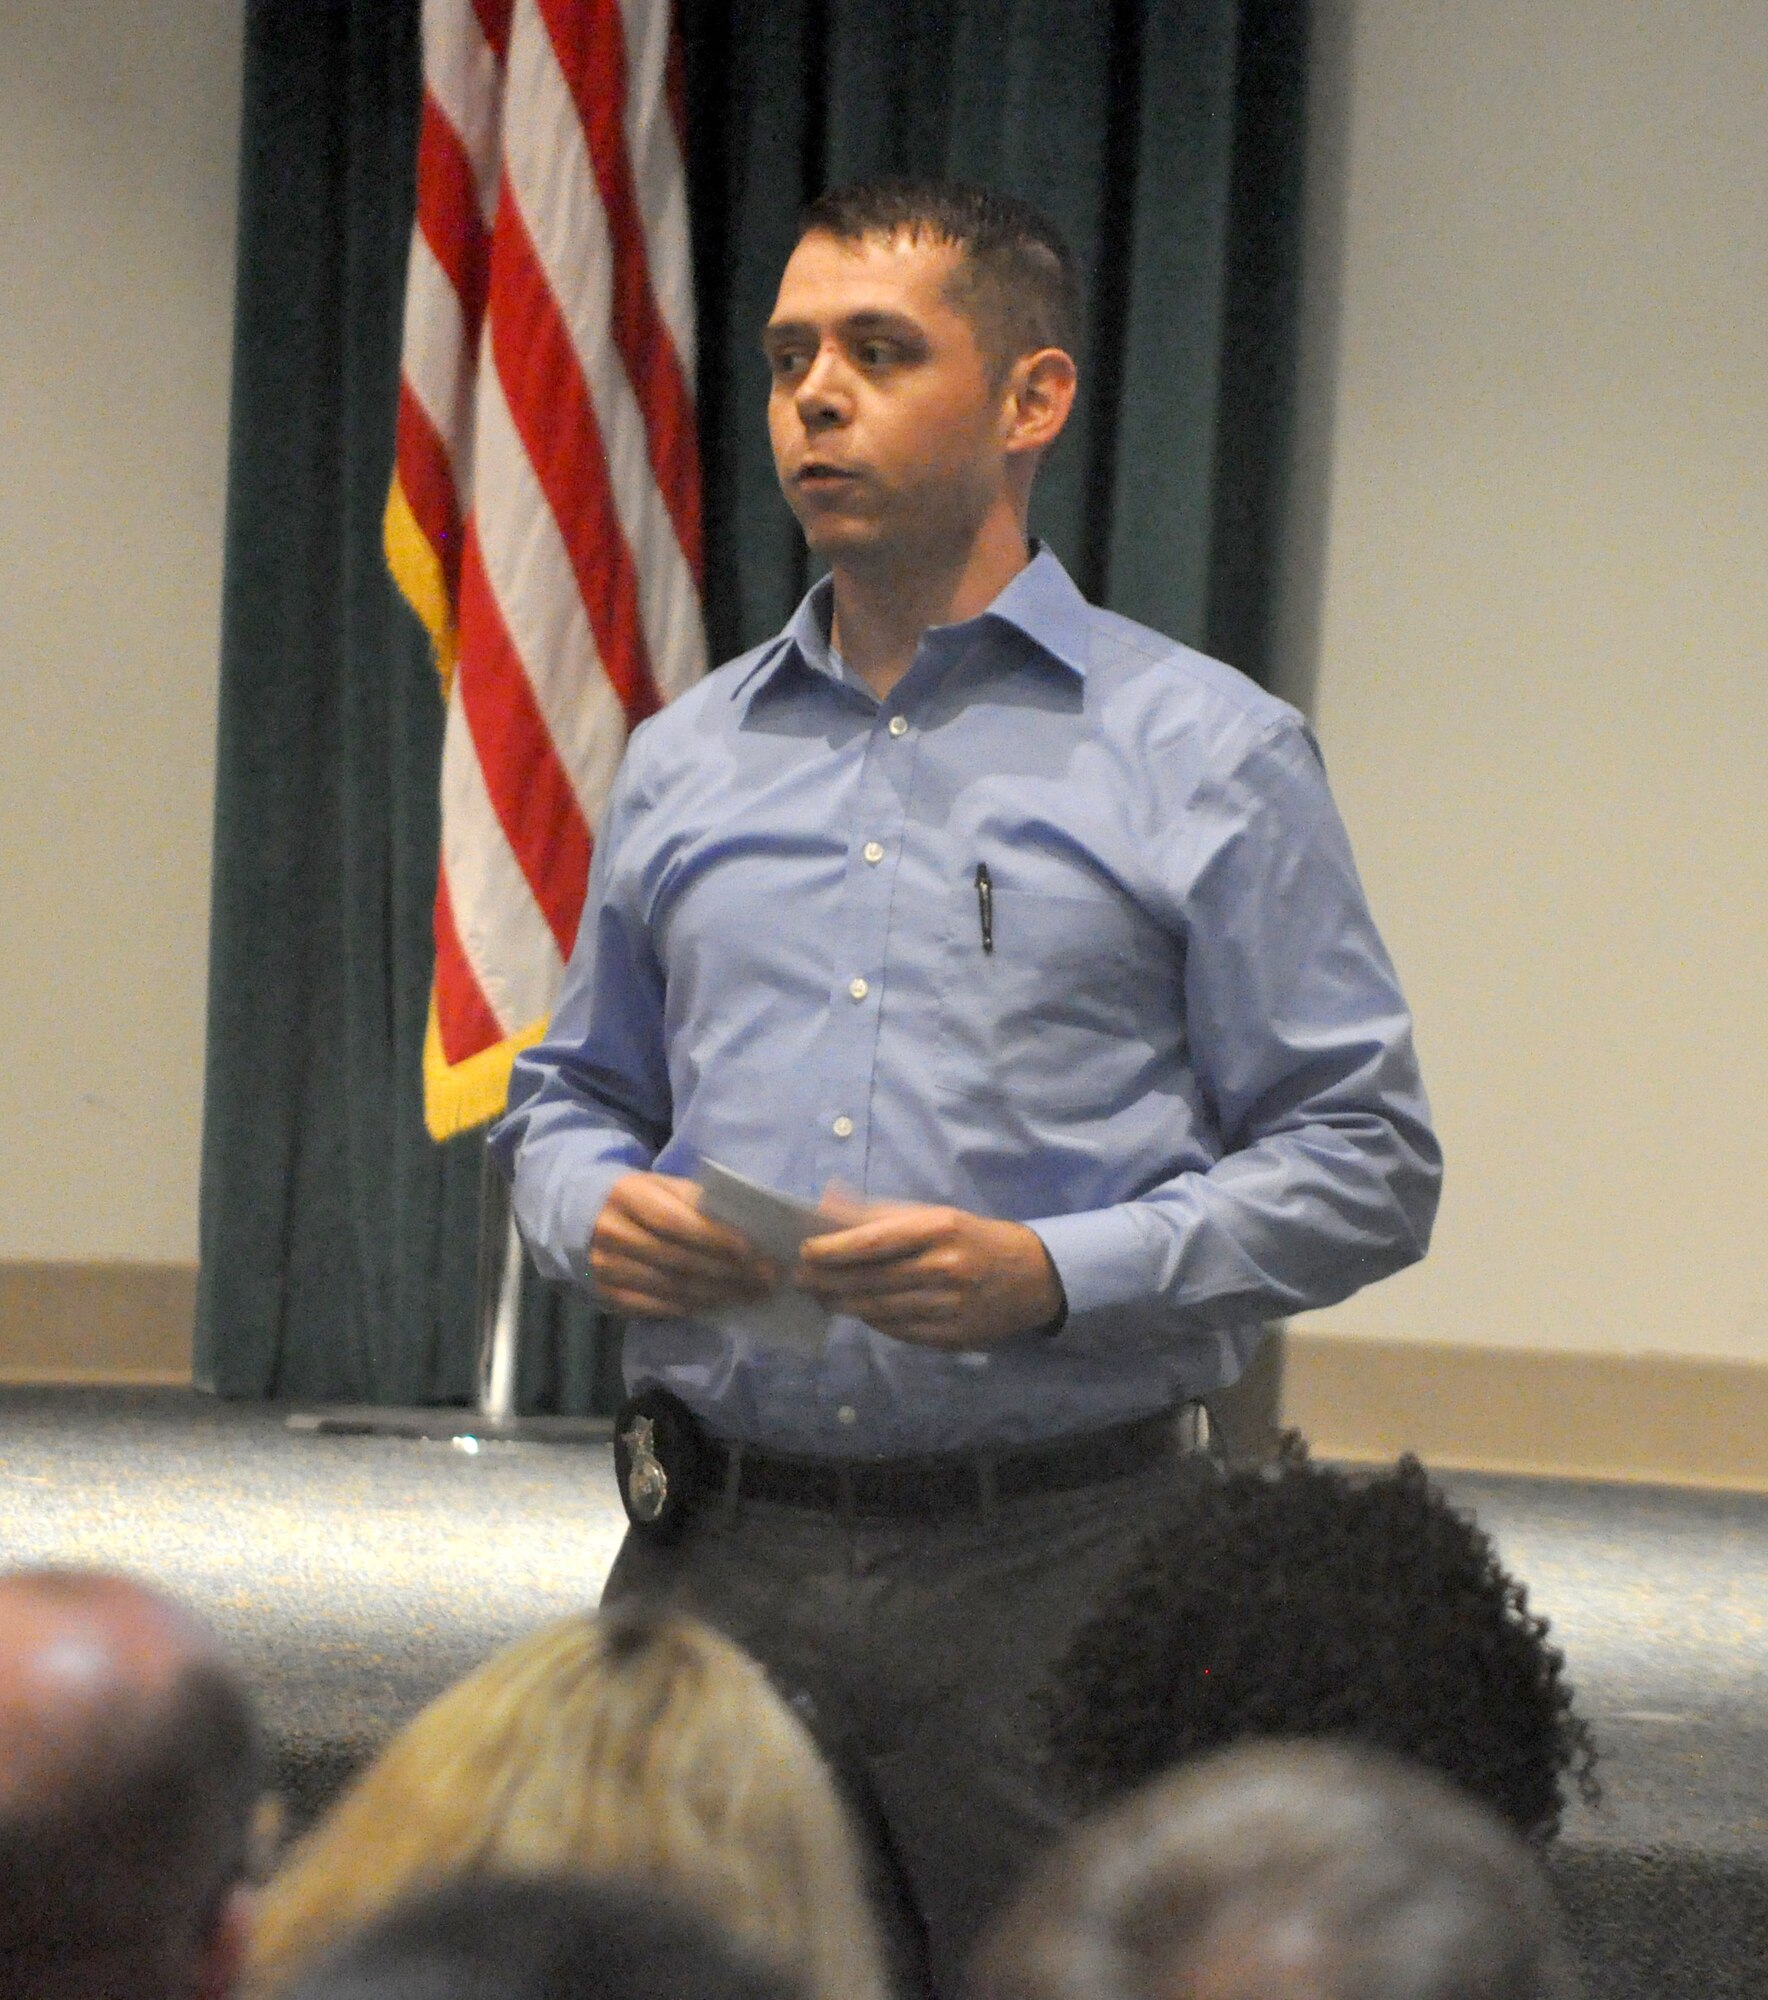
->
xmin=386 ymin=0 xmax=705 ymax=1140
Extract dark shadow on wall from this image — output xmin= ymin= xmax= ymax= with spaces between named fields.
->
xmin=1265 ymin=0 xmax=1354 ymax=723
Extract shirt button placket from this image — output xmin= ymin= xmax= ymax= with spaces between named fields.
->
xmin=823 ymin=708 xmax=914 ymax=1176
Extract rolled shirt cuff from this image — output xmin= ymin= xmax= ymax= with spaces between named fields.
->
xmin=511 ymin=1154 xmax=633 ymax=1294
xmin=1026 ymin=1204 xmax=1160 ymax=1322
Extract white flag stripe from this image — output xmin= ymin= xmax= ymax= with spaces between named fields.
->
xmin=470 ymin=361 xmax=633 ymax=833
xmin=440 ymin=691 xmax=565 ymax=1032
xmin=399 ymin=231 xmax=476 ymax=501
xmin=423 ymin=0 xmax=505 ymax=228
xmin=616 ymin=0 xmax=697 ymax=375
xmin=626 ymin=513 xmax=706 ymax=703
xmin=503 ymin=25 xmax=705 ymax=687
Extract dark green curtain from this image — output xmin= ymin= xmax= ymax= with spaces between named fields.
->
xmin=195 ymin=0 xmax=1307 ymax=1405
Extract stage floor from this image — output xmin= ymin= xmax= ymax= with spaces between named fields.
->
xmin=2 ymin=1383 xmax=1762 ymax=1860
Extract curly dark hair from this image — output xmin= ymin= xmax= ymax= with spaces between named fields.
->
xmin=1041 ymin=1441 xmax=1598 ymax=1839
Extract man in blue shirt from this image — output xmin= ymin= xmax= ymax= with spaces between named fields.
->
xmin=494 ymin=179 xmax=1440 ymax=1997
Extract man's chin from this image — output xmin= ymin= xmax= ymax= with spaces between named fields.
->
xmin=794 ymin=514 xmax=886 ymax=562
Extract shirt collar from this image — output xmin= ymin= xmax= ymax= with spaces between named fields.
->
xmin=729 ymin=543 xmax=1091 ymax=704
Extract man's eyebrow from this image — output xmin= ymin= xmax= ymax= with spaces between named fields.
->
xmin=761 ymin=309 xmax=927 ymax=353
xmin=835 ymin=310 xmax=926 ymax=339
xmin=761 ymin=318 xmax=815 ymax=353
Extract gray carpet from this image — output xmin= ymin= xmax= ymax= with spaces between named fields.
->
xmin=2 ymin=1387 xmax=1764 ymax=1995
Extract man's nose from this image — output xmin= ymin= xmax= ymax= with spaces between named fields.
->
xmin=794 ymin=346 xmax=852 ymax=427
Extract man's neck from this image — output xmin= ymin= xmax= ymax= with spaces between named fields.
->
xmin=830 ymin=514 xmax=1032 ymax=702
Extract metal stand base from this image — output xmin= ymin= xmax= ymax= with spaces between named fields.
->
xmin=285 ymin=1407 xmax=611 ymax=1446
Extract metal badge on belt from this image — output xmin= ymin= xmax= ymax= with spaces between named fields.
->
xmin=612 ymin=1388 xmax=706 ymax=1542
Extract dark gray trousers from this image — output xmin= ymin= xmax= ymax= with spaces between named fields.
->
xmin=600 ymin=1440 xmax=1187 ymax=2000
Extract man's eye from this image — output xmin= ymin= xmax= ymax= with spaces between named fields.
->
xmin=769 ymin=350 xmax=809 ymax=380
xmin=858 ymin=341 xmax=895 ymax=368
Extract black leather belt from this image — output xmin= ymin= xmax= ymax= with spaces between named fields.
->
xmin=704 ymin=1407 xmax=1183 ymax=1520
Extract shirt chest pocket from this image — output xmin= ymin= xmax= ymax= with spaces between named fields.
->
xmin=933 ymin=881 xmax=1172 ymax=1110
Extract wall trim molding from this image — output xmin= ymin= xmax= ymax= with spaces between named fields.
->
xmin=1281 ymin=1330 xmax=1768 ymax=1493
xmin=0 ymin=1261 xmax=194 ymax=1385
xmin=3 ymin=1271 xmax=1763 ymax=1492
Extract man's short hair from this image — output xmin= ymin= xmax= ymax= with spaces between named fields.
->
xmin=0 ymin=1570 xmax=264 ymax=1999
xmin=282 ymin=1872 xmax=803 ymax=2000
xmin=971 ymin=1742 xmax=1582 ymax=2000
xmin=1041 ymin=1445 xmax=1598 ymax=1839
xmin=799 ymin=177 xmax=1081 ymax=375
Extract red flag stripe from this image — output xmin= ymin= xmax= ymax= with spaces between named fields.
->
xmin=614 ymin=0 xmax=697 ymax=376
xmin=394 ymin=381 xmax=465 ymax=603
xmin=467 ymin=357 xmax=635 ymax=829
xmin=438 ymin=662 xmax=566 ymax=1031
xmin=537 ymin=0 xmax=703 ymax=582
xmin=422 ymin=0 xmax=506 ymax=224
xmin=455 ymin=522 xmax=594 ymax=960
xmin=483 ymin=190 xmax=663 ymax=724
xmin=470 ymin=0 xmax=516 ymax=66
xmin=497 ymin=24 xmax=701 ymax=703
xmin=414 ymin=96 xmax=496 ymax=338
xmin=395 ymin=232 xmax=479 ymax=534
xmin=433 ymin=868 xmax=508 ymax=1065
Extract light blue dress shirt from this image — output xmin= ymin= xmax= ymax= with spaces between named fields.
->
xmin=493 ymin=549 xmax=1441 ymax=1455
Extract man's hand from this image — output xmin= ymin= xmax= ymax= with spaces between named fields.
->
xmin=590 ymin=1172 xmax=778 ymax=1319
xmin=796 ymin=1201 xmax=1065 ymax=1349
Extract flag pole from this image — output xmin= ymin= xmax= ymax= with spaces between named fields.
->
xmin=474 ymin=1142 xmax=524 ymax=1422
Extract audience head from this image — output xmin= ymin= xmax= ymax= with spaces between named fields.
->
xmin=0 ymin=1565 xmax=264 ymax=2000
xmin=972 ymin=1742 xmax=1580 ymax=2000
xmin=248 ymin=1607 xmax=887 ymax=2000
xmin=1042 ymin=1444 xmax=1597 ymax=1839
xmin=280 ymin=1872 xmax=800 ymax=2000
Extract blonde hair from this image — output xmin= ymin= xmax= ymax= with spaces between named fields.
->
xmin=246 ymin=1610 xmax=888 ymax=2000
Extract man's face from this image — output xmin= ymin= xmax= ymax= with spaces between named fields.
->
xmin=764 ymin=229 xmax=1011 ymax=570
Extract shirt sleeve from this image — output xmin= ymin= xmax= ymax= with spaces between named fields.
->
xmin=1026 ymin=714 xmax=1442 ymax=1345
xmin=488 ymin=750 xmax=669 ymax=1291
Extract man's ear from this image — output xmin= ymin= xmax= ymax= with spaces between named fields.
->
xmin=1002 ymin=347 xmax=1078 ymax=460
xmin=192 ymin=1884 xmax=255 ymax=2000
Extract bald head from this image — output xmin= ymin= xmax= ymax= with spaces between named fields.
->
xmin=0 ymin=1568 xmax=263 ymax=2000
xmin=0 ymin=1570 xmax=219 ymax=1797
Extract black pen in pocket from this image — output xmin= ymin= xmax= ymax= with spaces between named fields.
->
xmin=974 ymin=862 xmax=994 ymax=953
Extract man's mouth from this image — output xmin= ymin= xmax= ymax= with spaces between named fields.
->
xmin=794 ymin=462 xmax=862 ymax=488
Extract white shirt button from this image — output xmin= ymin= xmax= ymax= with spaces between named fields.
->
xmin=832 ymin=1115 xmax=854 ymax=1138
xmin=837 ymin=1404 xmax=858 ymax=1425
xmin=887 ymin=714 xmax=909 ymax=737
xmin=848 ymin=977 xmax=869 ymax=1001
xmin=863 ymin=841 xmax=885 ymax=865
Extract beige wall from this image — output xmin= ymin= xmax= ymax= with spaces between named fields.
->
xmin=1283 ymin=1 xmax=1767 ymax=1364
xmin=0 ymin=2 xmax=242 ymax=1262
